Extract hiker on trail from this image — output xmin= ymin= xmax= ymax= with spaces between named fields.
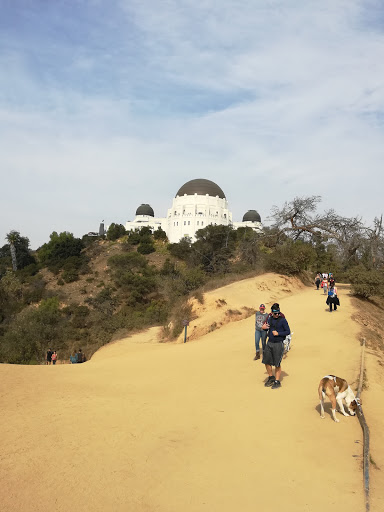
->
xmin=262 ymin=303 xmax=291 ymax=390
xmin=265 ymin=303 xmax=285 ymax=322
xmin=321 ymin=277 xmax=328 ymax=295
xmin=328 ymin=274 xmax=335 ymax=288
xmin=315 ymin=273 xmax=322 ymax=290
xmin=51 ymin=351 xmax=58 ymax=365
xmin=326 ymin=284 xmax=339 ymax=312
xmin=254 ymin=304 xmax=269 ymax=360
xmin=46 ymin=348 xmax=53 ymax=365
xmin=76 ymin=349 xmax=84 ymax=363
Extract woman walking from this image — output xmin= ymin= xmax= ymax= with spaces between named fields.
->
xmin=327 ymin=284 xmax=339 ymax=312
xmin=321 ymin=276 xmax=328 ymax=295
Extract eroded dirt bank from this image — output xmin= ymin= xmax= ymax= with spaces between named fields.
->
xmin=1 ymin=274 xmax=381 ymax=512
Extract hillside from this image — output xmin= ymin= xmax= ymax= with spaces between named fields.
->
xmin=1 ymin=273 xmax=383 ymax=511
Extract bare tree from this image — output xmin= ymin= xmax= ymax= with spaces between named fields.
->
xmin=269 ymin=196 xmax=369 ymax=264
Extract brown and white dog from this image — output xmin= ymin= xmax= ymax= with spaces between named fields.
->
xmin=318 ymin=375 xmax=358 ymax=422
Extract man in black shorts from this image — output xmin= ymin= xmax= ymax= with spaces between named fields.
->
xmin=262 ymin=304 xmax=290 ymax=389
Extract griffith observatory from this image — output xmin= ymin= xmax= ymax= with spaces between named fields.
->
xmin=125 ymin=179 xmax=262 ymax=243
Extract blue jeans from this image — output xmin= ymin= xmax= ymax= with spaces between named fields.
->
xmin=255 ymin=330 xmax=267 ymax=352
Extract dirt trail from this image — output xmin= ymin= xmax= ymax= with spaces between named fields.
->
xmin=0 ymin=275 xmax=375 ymax=512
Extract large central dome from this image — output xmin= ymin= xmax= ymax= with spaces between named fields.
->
xmin=176 ymin=179 xmax=226 ymax=199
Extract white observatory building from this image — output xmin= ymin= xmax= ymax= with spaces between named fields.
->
xmin=125 ymin=178 xmax=262 ymax=243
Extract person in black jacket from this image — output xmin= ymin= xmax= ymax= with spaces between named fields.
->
xmin=262 ymin=304 xmax=291 ymax=389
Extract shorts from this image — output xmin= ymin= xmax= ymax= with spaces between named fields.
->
xmin=262 ymin=341 xmax=284 ymax=367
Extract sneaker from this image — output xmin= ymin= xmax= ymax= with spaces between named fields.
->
xmin=264 ymin=376 xmax=275 ymax=387
xmin=271 ymin=380 xmax=281 ymax=389
xmin=254 ymin=352 xmax=260 ymax=360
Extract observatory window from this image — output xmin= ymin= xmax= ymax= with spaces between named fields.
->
xmin=197 ymin=221 xmax=199 ymax=226
xmin=188 ymin=221 xmax=190 ymax=225
xmin=184 ymin=221 xmax=186 ymax=225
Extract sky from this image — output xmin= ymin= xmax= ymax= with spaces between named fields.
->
xmin=1 ymin=0 xmax=384 ymax=249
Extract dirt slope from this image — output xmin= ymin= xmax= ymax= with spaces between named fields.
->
xmin=0 ymin=274 xmax=379 ymax=512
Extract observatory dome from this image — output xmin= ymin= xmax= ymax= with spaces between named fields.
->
xmin=242 ymin=210 xmax=261 ymax=223
xmin=136 ymin=204 xmax=154 ymax=217
xmin=176 ymin=179 xmax=226 ymax=199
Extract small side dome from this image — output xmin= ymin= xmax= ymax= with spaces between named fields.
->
xmin=242 ymin=210 xmax=261 ymax=223
xmin=136 ymin=204 xmax=154 ymax=217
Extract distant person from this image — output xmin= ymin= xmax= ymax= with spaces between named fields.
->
xmin=315 ymin=273 xmax=322 ymax=290
xmin=327 ymin=284 xmax=339 ymax=312
xmin=321 ymin=277 xmax=328 ymax=295
xmin=46 ymin=348 xmax=53 ymax=365
xmin=70 ymin=353 xmax=77 ymax=364
xmin=262 ymin=304 xmax=291 ymax=389
xmin=322 ymin=272 xmax=328 ymax=280
xmin=76 ymin=349 xmax=85 ymax=363
xmin=254 ymin=304 xmax=269 ymax=360
xmin=51 ymin=351 xmax=58 ymax=365
xmin=329 ymin=275 xmax=335 ymax=288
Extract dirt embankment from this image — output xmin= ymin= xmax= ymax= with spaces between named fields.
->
xmin=176 ymin=273 xmax=305 ymax=342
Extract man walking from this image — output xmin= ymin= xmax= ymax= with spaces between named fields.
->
xmin=254 ymin=304 xmax=268 ymax=360
xmin=262 ymin=303 xmax=291 ymax=389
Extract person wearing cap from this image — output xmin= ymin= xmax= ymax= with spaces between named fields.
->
xmin=254 ymin=304 xmax=269 ymax=360
xmin=262 ymin=304 xmax=291 ymax=389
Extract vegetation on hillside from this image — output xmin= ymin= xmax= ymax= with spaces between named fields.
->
xmin=1 ymin=195 xmax=384 ymax=364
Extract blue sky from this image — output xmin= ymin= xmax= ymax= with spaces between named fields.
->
xmin=1 ymin=0 xmax=384 ymax=249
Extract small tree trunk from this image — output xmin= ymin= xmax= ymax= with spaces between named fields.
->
xmin=10 ymin=243 xmax=17 ymax=271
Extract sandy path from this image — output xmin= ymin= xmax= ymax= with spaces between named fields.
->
xmin=0 ymin=277 xmax=368 ymax=511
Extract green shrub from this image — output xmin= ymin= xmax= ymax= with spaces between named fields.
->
xmin=62 ymin=269 xmax=79 ymax=283
xmin=107 ymin=223 xmax=126 ymax=241
xmin=349 ymin=266 xmax=384 ymax=299
xmin=266 ymin=241 xmax=316 ymax=275
xmin=137 ymin=242 xmax=155 ymax=254
xmin=23 ymin=276 xmax=46 ymax=304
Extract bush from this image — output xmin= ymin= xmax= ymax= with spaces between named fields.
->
xmin=349 ymin=267 xmax=384 ymax=299
xmin=266 ymin=241 xmax=316 ymax=275
xmin=62 ymin=269 xmax=79 ymax=283
xmin=137 ymin=242 xmax=155 ymax=254
xmin=23 ymin=276 xmax=46 ymax=304
xmin=107 ymin=223 xmax=126 ymax=241
xmin=153 ymin=227 xmax=168 ymax=241
xmin=38 ymin=232 xmax=84 ymax=270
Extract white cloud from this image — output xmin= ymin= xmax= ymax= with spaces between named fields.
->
xmin=1 ymin=0 xmax=384 ymax=248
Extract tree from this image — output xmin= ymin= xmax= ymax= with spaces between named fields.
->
xmin=6 ymin=231 xmax=18 ymax=271
xmin=107 ymin=223 xmax=126 ymax=241
xmin=38 ymin=232 xmax=84 ymax=270
xmin=192 ymin=225 xmax=237 ymax=274
xmin=270 ymin=196 xmax=369 ymax=267
xmin=3 ymin=231 xmax=35 ymax=271
xmin=153 ymin=227 xmax=168 ymax=241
